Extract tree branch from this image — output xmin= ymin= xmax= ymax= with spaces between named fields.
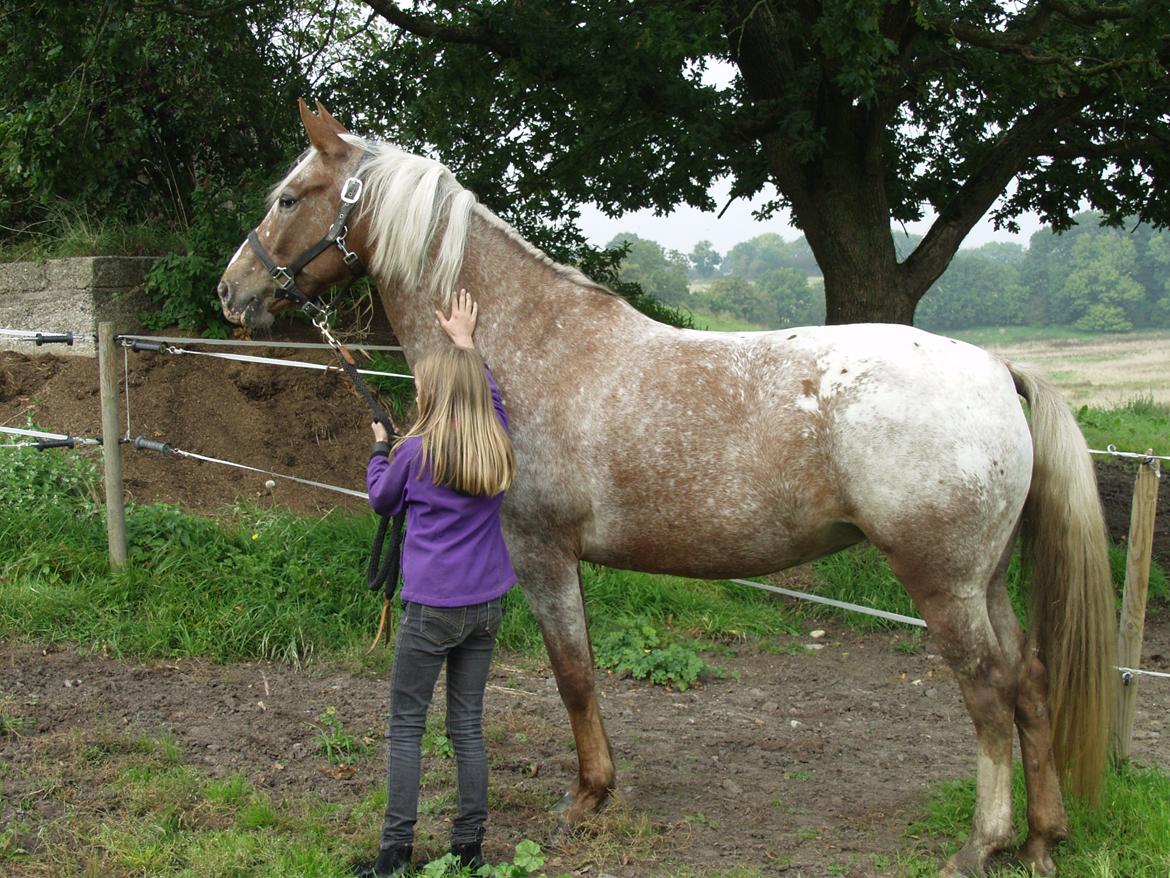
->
xmin=900 ymin=90 xmax=1093 ymax=291
xmin=359 ymin=0 xmax=515 ymax=57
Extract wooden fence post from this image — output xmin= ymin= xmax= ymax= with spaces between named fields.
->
xmin=1111 ymin=451 xmax=1161 ymax=764
xmin=97 ymin=322 xmax=127 ymax=567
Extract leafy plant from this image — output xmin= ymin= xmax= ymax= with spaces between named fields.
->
xmin=143 ymin=177 xmax=270 ymax=333
xmin=0 ymin=434 xmax=99 ymax=511
xmin=422 ymin=715 xmax=454 ymax=759
xmin=593 ymin=621 xmax=720 ymax=691
xmin=312 ymin=706 xmax=369 ymax=766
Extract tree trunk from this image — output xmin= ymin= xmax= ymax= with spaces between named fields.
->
xmin=788 ymin=157 xmax=923 ymax=326
xmin=821 ymin=261 xmax=919 ymax=325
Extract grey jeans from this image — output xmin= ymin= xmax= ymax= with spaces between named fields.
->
xmin=380 ymin=597 xmax=503 ymax=849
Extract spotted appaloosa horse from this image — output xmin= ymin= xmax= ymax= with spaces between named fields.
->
xmin=217 ymin=101 xmax=1116 ymax=877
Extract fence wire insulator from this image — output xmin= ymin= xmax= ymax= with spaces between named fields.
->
xmin=133 ymin=436 xmax=173 ymax=455
xmin=35 ymin=332 xmax=74 ymax=347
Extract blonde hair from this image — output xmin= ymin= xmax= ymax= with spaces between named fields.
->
xmin=395 ymin=346 xmax=515 ymax=496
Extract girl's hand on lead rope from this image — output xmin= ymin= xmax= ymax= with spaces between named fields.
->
xmin=436 ymin=288 xmax=477 ymax=349
xmin=371 ymin=420 xmax=391 ymax=444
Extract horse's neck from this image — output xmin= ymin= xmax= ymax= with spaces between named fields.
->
xmin=376 ymin=211 xmax=638 ymax=372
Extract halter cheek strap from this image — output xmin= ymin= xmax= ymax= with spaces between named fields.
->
xmin=246 ymin=172 xmax=367 ymax=317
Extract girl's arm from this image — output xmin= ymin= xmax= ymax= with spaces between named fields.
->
xmin=367 ymin=438 xmax=414 ymax=517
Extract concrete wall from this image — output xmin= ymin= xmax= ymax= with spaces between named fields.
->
xmin=0 ymin=257 xmax=156 ymax=356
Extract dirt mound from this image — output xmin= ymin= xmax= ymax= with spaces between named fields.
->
xmin=0 ymin=331 xmax=383 ymax=515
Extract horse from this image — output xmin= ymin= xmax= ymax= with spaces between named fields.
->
xmin=217 ymin=100 xmax=1116 ymax=877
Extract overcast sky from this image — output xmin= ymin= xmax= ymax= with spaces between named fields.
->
xmin=576 ymin=176 xmax=1046 ymax=258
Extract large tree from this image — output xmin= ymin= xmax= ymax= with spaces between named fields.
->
xmin=330 ymin=0 xmax=1169 ymax=324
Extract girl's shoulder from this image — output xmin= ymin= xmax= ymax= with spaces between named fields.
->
xmin=393 ymin=435 xmax=423 ymax=459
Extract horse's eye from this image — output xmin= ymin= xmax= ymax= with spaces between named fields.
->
xmin=278 ymin=194 xmax=298 ymax=209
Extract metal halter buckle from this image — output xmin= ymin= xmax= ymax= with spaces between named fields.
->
xmin=273 ymin=267 xmax=295 ymax=289
xmin=340 ymin=176 xmax=363 ymax=204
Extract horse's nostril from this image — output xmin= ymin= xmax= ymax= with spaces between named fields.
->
xmin=217 ymin=281 xmax=231 ymax=303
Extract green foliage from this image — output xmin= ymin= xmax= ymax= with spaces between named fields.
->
xmin=0 ymin=2 xmax=305 ymax=236
xmin=688 ymin=240 xmax=722 ymax=279
xmin=422 ymin=715 xmax=454 ymax=760
xmin=313 ymin=706 xmax=370 ymax=766
xmin=593 ymin=621 xmax=720 ymax=691
xmin=917 ymin=249 xmax=1029 ymax=332
xmin=0 ymin=439 xmax=99 ymax=512
xmin=721 ymin=234 xmax=819 ymax=280
xmin=143 ymin=176 xmax=271 ymax=332
xmin=575 ymin=240 xmax=694 ymax=329
xmin=607 ymin=232 xmax=691 ymax=306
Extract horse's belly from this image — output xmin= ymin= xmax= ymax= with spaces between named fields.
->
xmin=581 ymin=502 xmax=863 ymax=580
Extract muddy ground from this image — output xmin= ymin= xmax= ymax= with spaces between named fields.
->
xmin=1 ymin=339 xmax=1169 ymax=877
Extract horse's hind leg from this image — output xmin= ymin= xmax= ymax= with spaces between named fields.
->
xmin=900 ymin=564 xmax=1020 ymax=877
xmin=507 ymin=530 xmax=614 ymax=820
xmin=986 ymin=576 xmax=1068 ymax=875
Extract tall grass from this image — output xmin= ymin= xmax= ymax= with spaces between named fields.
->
xmin=1076 ymin=394 xmax=1170 ymax=456
xmin=0 ymin=205 xmax=183 ymax=261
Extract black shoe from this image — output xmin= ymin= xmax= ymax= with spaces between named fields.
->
xmin=450 ymin=839 xmax=483 ymax=870
xmin=353 ymin=844 xmax=414 ymax=877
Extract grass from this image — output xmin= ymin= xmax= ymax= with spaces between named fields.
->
xmin=0 ymin=207 xmax=183 ymax=261
xmin=1075 ymin=395 xmax=1170 ymax=457
xmin=0 ymin=725 xmax=570 ymax=878
xmin=946 ymin=325 xmax=1107 ymax=346
xmin=0 ymin=444 xmax=797 ymax=668
xmin=683 ymin=308 xmax=769 ymax=332
xmin=891 ymin=763 xmax=1170 ymax=877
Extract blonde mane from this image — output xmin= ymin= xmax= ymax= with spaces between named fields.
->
xmin=337 ymin=135 xmax=605 ymax=301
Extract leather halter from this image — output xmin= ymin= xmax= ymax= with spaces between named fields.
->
xmin=246 ymin=170 xmax=367 ymax=317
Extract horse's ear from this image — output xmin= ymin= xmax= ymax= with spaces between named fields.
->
xmin=315 ymin=100 xmax=350 ymax=135
xmin=297 ymin=97 xmax=347 ymax=159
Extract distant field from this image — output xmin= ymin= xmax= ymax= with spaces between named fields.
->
xmin=964 ymin=329 xmax=1170 ymax=408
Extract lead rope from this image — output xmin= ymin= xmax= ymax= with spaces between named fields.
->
xmin=307 ymin=310 xmax=406 ymax=652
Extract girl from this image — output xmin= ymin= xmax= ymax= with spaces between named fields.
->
xmin=357 ymin=290 xmax=516 ymax=877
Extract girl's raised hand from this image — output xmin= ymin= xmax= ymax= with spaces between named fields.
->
xmin=436 ymin=288 xmax=478 ymax=349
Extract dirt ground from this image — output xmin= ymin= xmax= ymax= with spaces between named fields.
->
xmin=1 ymin=337 xmax=1169 ymax=876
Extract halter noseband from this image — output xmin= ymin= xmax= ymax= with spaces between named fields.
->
xmin=246 ymin=169 xmax=367 ymax=317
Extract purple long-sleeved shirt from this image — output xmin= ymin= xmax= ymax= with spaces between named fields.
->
xmin=366 ymin=368 xmax=516 ymax=608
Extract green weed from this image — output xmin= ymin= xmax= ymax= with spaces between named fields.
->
xmin=313 ymin=706 xmax=371 ymax=766
xmin=422 ymin=715 xmax=454 ymax=759
xmin=593 ymin=621 xmax=721 ymax=691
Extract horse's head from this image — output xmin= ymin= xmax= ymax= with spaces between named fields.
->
xmin=217 ymin=99 xmax=367 ymax=328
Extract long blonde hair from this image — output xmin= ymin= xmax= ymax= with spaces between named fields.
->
xmin=395 ymin=346 xmax=515 ymax=496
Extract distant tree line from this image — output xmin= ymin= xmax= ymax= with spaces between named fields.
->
xmin=612 ymin=213 xmax=1170 ymax=332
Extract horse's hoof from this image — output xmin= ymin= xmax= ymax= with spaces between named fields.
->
xmin=550 ymin=789 xmax=609 ymax=823
xmin=1016 ymin=838 xmax=1057 ymax=876
xmin=938 ymin=848 xmax=987 ymax=878
xmin=551 ymin=792 xmax=575 ymax=815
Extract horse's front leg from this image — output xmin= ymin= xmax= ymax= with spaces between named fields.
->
xmin=507 ymin=529 xmax=614 ymax=820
